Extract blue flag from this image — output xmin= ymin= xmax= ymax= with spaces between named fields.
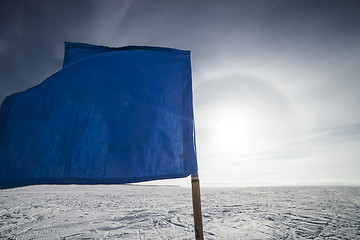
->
xmin=0 ymin=42 xmax=197 ymax=189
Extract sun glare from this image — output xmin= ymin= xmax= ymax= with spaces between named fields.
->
xmin=208 ymin=103 xmax=264 ymax=155
xmin=213 ymin=112 xmax=249 ymax=153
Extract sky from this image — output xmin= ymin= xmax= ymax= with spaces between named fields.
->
xmin=0 ymin=0 xmax=359 ymax=187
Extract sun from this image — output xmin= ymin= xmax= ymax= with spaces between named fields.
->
xmin=213 ymin=112 xmax=249 ymax=153
xmin=206 ymin=102 xmax=266 ymax=155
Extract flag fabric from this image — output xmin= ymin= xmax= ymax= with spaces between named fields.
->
xmin=0 ymin=42 xmax=197 ymax=189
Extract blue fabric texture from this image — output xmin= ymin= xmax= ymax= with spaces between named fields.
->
xmin=0 ymin=42 xmax=197 ymax=189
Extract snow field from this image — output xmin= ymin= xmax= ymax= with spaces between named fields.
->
xmin=1 ymin=185 xmax=359 ymax=239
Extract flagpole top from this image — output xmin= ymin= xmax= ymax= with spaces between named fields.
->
xmin=191 ymin=172 xmax=199 ymax=178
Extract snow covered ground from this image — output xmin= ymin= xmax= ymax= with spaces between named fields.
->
xmin=0 ymin=185 xmax=359 ymax=239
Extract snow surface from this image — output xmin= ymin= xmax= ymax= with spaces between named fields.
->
xmin=1 ymin=185 xmax=359 ymax=239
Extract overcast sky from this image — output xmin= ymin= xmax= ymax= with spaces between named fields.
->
xmin=1 ymin=0 xmax=360 ymax=187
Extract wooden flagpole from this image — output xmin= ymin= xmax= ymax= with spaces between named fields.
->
xmin=191 ymin=172 xmax=204 ymax=240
